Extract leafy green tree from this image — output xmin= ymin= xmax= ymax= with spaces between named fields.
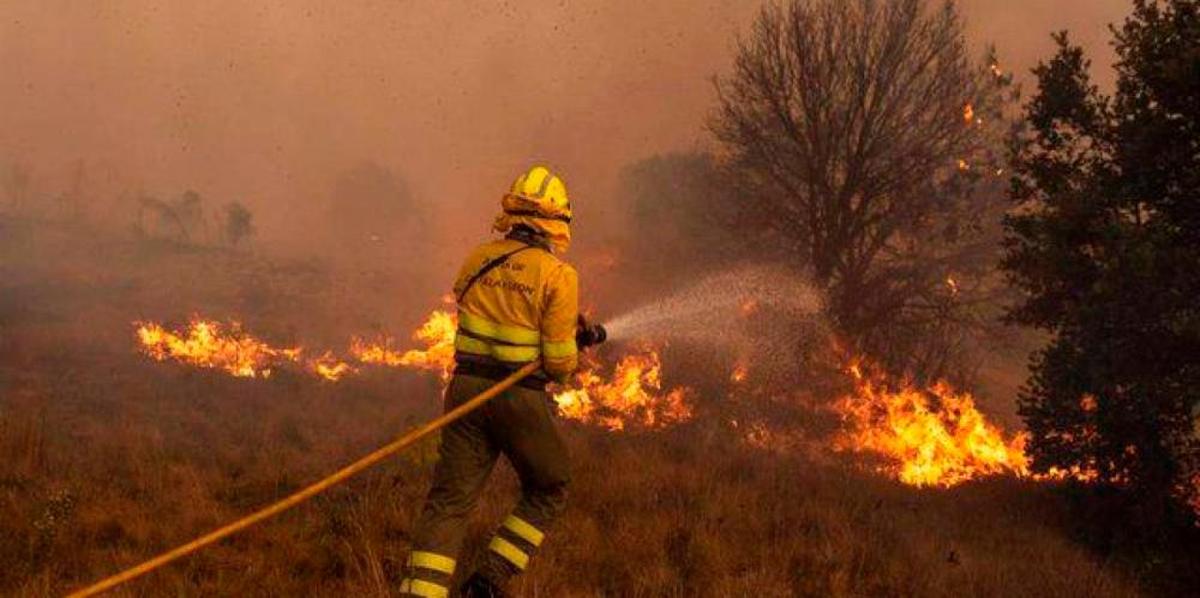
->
xmin=1004 ymin=1 xmax=1200 ymax=528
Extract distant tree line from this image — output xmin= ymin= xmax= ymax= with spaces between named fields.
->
xmin=1 ymin=160 xmax=256 ymax=249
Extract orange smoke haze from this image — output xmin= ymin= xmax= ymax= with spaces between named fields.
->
xmin=1 ymin=0 xmax=1130 ymax=262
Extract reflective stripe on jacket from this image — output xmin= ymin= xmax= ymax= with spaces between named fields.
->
xmin=452 ymin=238 xmax=579 ymax=380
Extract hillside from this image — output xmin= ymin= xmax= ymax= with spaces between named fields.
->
xmin=0 ymin=217 xmax=1140 ymax=596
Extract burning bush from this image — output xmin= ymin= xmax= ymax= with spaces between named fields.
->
xmin=832 ymin=362 xmax=1033 ymax=487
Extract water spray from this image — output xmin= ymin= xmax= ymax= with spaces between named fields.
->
xmin=602 ymin=266 xmax=822 ymax=342
xmin=596 ymin=266 xmax=829 ymax=388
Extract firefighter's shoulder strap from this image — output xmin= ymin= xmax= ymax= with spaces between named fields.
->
xmin=456 ymin=244 xmax=539 ymax=303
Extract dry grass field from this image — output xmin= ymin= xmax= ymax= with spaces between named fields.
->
xmin=0 ymin=216 xmax=1149 ymax=596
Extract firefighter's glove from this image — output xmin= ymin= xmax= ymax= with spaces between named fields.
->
xmin=575 ymin=314 xmax=607 ymax=349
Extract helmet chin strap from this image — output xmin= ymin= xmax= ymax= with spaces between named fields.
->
xmin=503 ymin=208 xmax=572 ymax=223
xmin=506 ymin=224 xmax=553 ymax=252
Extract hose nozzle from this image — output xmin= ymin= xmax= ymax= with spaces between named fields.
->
xmin=576 ymin=316 xmax=607 ymax=349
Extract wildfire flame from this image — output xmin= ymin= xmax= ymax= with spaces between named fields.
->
xmin=351 ymin=310 xmax=457 ymax=379
xmin=310 ymin=351 xmax=355 ymax=382
xmin=137 ymin=308 xmax=1193 ymax=520
xmin=134 ymin=310 xmax=693 ymax=432
xmin=730 ymin=361 xmax=749 ymax=384
xmin=135 ymin=318 xmax=355 ymax=381
xmin=135 ymin=319 xmax=299 ymax=378
xmin=833 ymin=362 xmax=1033 ymax=487
xmin=945 ymin=276 xmax=960 ymax=296
xmin=552 ymin=349 xmax=693 ymax=431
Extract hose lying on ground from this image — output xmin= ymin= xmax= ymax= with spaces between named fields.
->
xmin=67 ymin=361 xmax=541 ymax=598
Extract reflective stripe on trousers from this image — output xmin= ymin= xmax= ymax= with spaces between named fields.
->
xmin=398 ymin=578 xmax=449 ymax=598
xmin=487 ymin=514 xmax=547 ymax=571
xmin=399 ymin=550 xmax=455 ymax=597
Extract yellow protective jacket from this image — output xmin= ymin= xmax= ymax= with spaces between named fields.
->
xmin=452 ymin=236 xmax=579 ymax=381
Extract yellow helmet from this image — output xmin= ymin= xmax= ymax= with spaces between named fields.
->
xmin=504 ymin=165 xmax=572 ymax=223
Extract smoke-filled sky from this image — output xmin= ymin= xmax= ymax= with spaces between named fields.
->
xmin=1 ymin=0 xmax=1130 ymax=253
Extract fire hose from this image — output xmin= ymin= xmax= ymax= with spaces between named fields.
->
xmin=67 ymin=361 xmax=542 ymax=597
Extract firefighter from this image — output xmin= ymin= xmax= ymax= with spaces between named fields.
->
xmin=400 ymin=165 xmax=601 ymax=598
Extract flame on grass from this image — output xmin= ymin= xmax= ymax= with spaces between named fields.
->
xmin=832 ymin=361 xmax=1033 ymax=487
xmin=552 ymin=349 xmax=693 ymax=431
xmin=135 ymin=319 xmax=299 ymax=379
xmin=310 ymin=351 xmax=355 ymax=382
xmin=351 ymin=310 xmax=457 ymax=379
xmin=135 ymin=309 xmax=694 ymax=434
xmin=730 ymin=361 xmax=749 ymax=384
xmin=135 ymin=318 xmax=353 ymax=381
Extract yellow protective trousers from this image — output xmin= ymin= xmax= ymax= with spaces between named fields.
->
xmin=400 ymin=374 xmax=570 ymax=596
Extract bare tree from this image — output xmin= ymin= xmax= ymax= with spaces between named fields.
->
xmin=711 ymin=0 xmax=1013 ymax=378
xmin=135 ymin=195 xmax=190 ymax=242
xmin=134 ymin=191 xmax=207 ymax=244
xmin=223 ymin=201 xmax=255 ymax=247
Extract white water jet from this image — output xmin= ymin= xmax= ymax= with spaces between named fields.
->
xmin=604 ymin=265 xmax=823 ymax=343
